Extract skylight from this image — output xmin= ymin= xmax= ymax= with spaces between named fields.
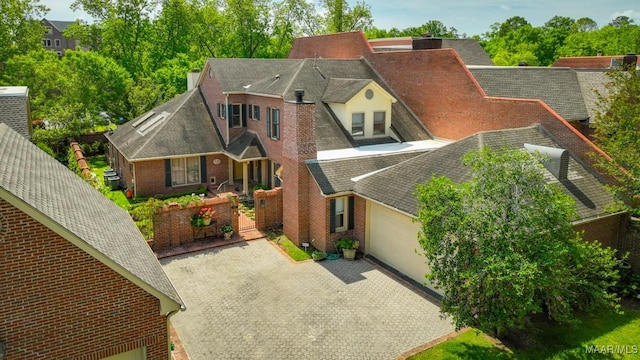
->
xmin=131 ymin=111 xmax=155 ymax=128
xmin=137 ymin=111 xmax=169 ymax=135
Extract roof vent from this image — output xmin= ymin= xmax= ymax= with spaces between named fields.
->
xmin=294 ymin=89 xmax=304 ymax=103
xmin=524 ymin=143 xmax=569 ymax=180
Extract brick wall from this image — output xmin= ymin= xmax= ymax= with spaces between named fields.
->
xmin=254 ymin=188 xmax=283 ymax=230
xmin=152 ymin=194 xmax=238 ymax=250
xmin=622 ymin=218 xmax=640 ymax=271
xmin=0 ymin=198 xmax=169 ymax=359
xmin=0 ymin=94 xmax=30 ymax=139
xmin=288 ymin=31 xmax=374 ymax=59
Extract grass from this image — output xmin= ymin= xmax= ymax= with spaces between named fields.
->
xmin=272 ymin=235 xmax=312 ymax=261
xmin=409 ymin=303 xmax=640 ymax=359
xmin=87 ymin=155 xmax=132 ymax=210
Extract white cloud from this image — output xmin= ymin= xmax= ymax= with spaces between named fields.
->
xmin=610 ymin=9 xmax=640 ymax=22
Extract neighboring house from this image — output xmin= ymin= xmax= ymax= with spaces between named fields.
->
xmin=0 ymin=123 xmax=185 ymax=359
xmin=0 ymin=86 xmax=32 ymax=139
xmin=552 ymin=54 xmax=638 ymax=70
xmin=340 ymin=125 xmax=626 ymax=293
xmin=41 ymin=19 xmax=79 ymax=56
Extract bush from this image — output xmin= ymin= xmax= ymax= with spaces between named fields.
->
xmin=612 ymin=267 xmax=640 ymax=300
xmin=252 ymin=183 xmax=270 ymax=191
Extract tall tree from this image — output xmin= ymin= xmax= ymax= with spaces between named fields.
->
xmin=593 ymin=68 xmax=640 ymax=216
xmin=0 ymin=0 xmax=48 ymax=61
xmin=322 ymin=0 xmax=372 ymax=33
xmin=415 ymin=147 xmax=620 ymax=336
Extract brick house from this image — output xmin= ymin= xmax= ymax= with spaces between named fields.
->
xmin=41 ymin=19 xmax=79 ymax=57
xmin=0 ymin=123 xmax=185 ymax=359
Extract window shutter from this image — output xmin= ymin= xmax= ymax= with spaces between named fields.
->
xmin=348 ymin=196 xmax=355 ymax=230
xmin=164 ymin=159 xmax=172 ymax=187
xmin=266 ymin=107 xmax=271 ymax=137
xmin=200 ymin=156 xmax=207 ymax=183
xmin=228 ymin=105 xmax=233 ymax=127
xmin=217 ymin=102 xmax=220 ymax=117
xmin=329 ymin=198 xmax=336 ymax=233
xmin=242 ymin=104 xmax=247 ymax=126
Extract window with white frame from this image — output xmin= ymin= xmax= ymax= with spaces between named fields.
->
xmin=253 ymin=105 xmax=260 ymax=120
xmin=267 ymin=108 xmax=280 ymax=139
xmin=171 ymin=157 xmax=200 ymax=186
xmin=351 ymin=113 xmax=364 ymax=136
xmin=333 ymin=197 xmax=347 ymax=232
xmin=231 ymin=104 xmax=242 ymax=127
xmin=42 ymin=39 xmax=51 ymax=47
xmin=373 ymin=111 xmax=386 ymax=135
xmin=55 ymin=39 xmax=61 ymax=47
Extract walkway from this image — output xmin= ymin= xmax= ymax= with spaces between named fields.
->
xmin=161 ymin=239 xmax=455 ymax=359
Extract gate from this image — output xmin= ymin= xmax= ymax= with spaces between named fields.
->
xmin=238 ymin=194 xmax=256 ymax=231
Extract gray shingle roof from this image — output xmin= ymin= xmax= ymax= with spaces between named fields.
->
xmin=354 ymin=125 xmax=616 ymax=220
xmin=107 ymin=88 xmax=224 ymax=161
xmin=206 ymin=58 xmax=433 ymax=151
xmin=322 ymin=79 xmax=372 ymax=103
xmin=306 ymin=152 xmax=425 ymax=195
xmin=227 ymin=132 xmax=267 ymax=160
xmin=575 ymin=70 xmax=612 ymax=122
xmin=441 ymin=39 xmax=494 ymax=66
xmin=47 ymin=20 xmax=76 ymax=33
xmin=468 ymin=66 xmax=590 ymax=122
xmin=0 ymin=123 xmax=183 ymax=307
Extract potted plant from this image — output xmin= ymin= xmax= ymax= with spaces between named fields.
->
xmin=198 ymin=207 xmax=215 ymax=226
xmin=336 ymin=237 xmax=359 ymax=260
xmin=221 ymin=223 xmax=234 ymax=239
xmin=312 ymin=250 xmax=327 ymax=261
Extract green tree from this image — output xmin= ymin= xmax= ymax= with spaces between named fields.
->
xmin=415 ymin=146 xmax=620 ymax=336
xmin=0 ymin=0 xmax=48 ymax=61
xmin=593 ymin=68 xmax=640 ymax=216
xmin=322 ymin=0 xmax=372 ymax=33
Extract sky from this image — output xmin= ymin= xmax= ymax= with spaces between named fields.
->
xmin=40 ymin=0 xmax=640 ymax=37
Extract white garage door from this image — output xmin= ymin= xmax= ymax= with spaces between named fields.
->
xmin=367 ymin=201 xmax=442 ymax=295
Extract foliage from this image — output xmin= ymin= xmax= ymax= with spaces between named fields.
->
xmin=612 ymin=268 xmax=640 ymax=300
xmin=414 ymin=146 xmax=621 ymax=336
xmin=410 ymin=305 xmax=640 ymax=359
xmin=592 ymin=68 xmax=640 ymax=216
xmin=252 ymin=183 xmax=271 ymax=191
xmin=198 ymin=207 xmax=215 ymax=219
xmin=335 ymin=237 xmax=357 ymax=250
xmin=221 ymin=223 xmax=234 ymax=233
xmin=66 ymin=146 xmax=81 ymax=174
xmin=81 ymin=141 xmax=107 ymax=157
xmin=273 ymin=235 xmax=312 ymax=261
xmin=366 ymin=19 xmax=460 ymax=39
xmin=0 ymin=0 xmax=48 ymax=60
xmin=322 ymin=0 xmax=372 ymax=34
xmin=36 ymin=142 xmax=56 ymax=158
xmin=311 ymin=250 xmax=327 ymax=261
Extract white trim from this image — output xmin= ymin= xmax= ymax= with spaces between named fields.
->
xmin=317 ymin=139 xmax=450 ymax=161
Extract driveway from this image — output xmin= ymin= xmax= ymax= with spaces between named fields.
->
xmin=160 ymin=239 xmax=455 ymax=359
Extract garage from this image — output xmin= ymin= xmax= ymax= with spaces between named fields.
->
xmin=365 ymin=201 xmax=442 ymax=296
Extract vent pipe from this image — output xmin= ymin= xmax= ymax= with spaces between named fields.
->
xmin=294 ymin=89 xmax=305 ymax=103
xmin=524 ymin=143 xmax=569 ymax=181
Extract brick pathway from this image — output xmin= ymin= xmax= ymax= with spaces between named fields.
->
xmin=161 ymin=239 xmax=455 ymax=359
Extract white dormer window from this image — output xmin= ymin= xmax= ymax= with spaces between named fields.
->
xmin=352 ymin=113 xmax=364 ymax=136
xmin=373 ymin=111 xmax=385 ymax=135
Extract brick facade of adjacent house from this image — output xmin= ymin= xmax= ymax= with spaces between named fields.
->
xmin=0 ymin=198 xmax=169 ymax=359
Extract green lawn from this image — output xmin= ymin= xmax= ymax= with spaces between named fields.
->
xmin=87 ymin=155 xmax=132 ymax=210
xmin=410 ymin=304 xmax=640 ymax=359
xmin=273 ymin=235 xmax=312 ymax=261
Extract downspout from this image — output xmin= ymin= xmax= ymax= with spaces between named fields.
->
xmin=225 ymin=94 xmax=230 ymax=146
xmin=166 ymin=306 xmax=185 ymax=359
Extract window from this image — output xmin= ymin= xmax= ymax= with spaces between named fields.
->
xmin=373 ymin=111 xmax=385 ymax=135
xmin=171 ymin=157 xmax=200 ymax=186
xmin=267 ymin=108 xmax=280 ymax=139
xmin=45 ymin=26 xmax=52 ymax=34
xmin=330 ymin=196 xmax=354 ymax=233
xmin=253 ymin=105 xmax=260 ymax=120
xmin=55 ymin=39 xmax=61 ymax=47
xmin=351 ymin=113 xmax=364 ymax=136
xmin=231 ymin=104 xmax=242 ymax=127
xmin=221 ymin=104 xmax=227 ymax=119
xmin=42 ymin=39 xmax=51 ymax=47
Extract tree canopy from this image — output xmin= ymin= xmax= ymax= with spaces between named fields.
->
xmin=415 ymin=147 xmax=621 ymax=336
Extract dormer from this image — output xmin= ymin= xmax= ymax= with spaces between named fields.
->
xmin=323 ymin=79 xmax=397 ymax=139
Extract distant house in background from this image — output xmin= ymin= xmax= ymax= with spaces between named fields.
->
xmin=0 ymin=86 xmax=32 ymax=139
xmin=552 ymin=54 xmax=639 ymax=70
xmin=41 ymin=19 xmax=79 ymax=56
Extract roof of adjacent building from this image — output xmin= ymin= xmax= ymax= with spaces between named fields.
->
xmin=206 ymin=58 xmax=433 ymax=151
xmin=468 ymin=66 xmax=590 ymax=122
xmin=575 ymin=70 xmax=612 ymax=122
xmin=368 ymin=37 xmax=495 ymax=66
xmin=0 ymin=86 xmax=28 ymax=97
xmin=107 ymin=88 xmax=224 ymax=161
xmin=43 ymin=19 xmax=76 ymax=33
xmin=0 ymin=123 xmax=184 ymax=307
xmin=354 ymin=125 xmax=616 ymax=220
xmin=552 ymin=56 xmax=623 ymax=69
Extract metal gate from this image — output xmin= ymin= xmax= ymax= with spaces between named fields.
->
xmin=238 ymin=194 xmax=256 ymax=231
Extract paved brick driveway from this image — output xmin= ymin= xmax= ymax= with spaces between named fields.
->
xmin=160 ymin=239 xmax=454 ymax=359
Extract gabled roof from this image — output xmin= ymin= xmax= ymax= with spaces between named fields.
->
xmin=322 ymin=79 xmax=373 ymax=103
xmin=107 ymin=88 xmax=224 ymax=161
xmin=226 ymin=132 xmax=267 ymax=160
xmin=354 ymin=125 xmax=616 ymax=220
xmin=206 ymin=58 xmax=433 ymax=151
xmin=0 ymin=123 xmax=184 ymax=310
xmin=468 ymin=66 xmax=590 ymax=122
xmin=43 ymin=19 xmax=76 ymax=33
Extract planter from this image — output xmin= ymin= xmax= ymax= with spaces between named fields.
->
xmin=342 ymin=248 xmax=356 ymax=260
xmin=203 ymin=218 xmax=212 ymax=226
xmin=224 ymin=231 xmax=233 ymax=240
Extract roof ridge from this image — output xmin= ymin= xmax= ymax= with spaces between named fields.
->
xmin=281 ymin=60 xmax=307 ymax=98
